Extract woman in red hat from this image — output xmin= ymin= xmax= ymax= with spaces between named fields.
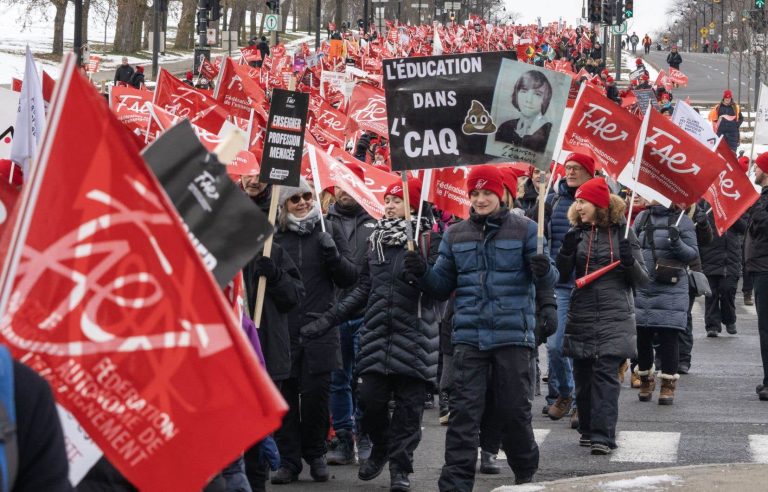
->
xmin=556 ymin=178 xmax=648 ymax=455
xmin=301 ymin=177 xmax=441 ymax=491
xmin=708 ymin=90 xmax=744 ymax=152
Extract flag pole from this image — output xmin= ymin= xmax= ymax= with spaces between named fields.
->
xmin=536 ymin=171 xmax=547 ymax=254
xmin=414 ymin=169 xmax=432 ymax=241
xmin=307 ymin=144 xmax=327 ymax=232
xmin=626 ymin=100 xmax=652 ymax=238
xmin=749 ymin=83 xmax=763 ymax=176
xmin=401 ymin=171 xmax=415 ymax=252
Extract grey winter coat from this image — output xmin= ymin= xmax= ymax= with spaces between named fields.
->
xmin=633 ymin=205 xmax=699 ymax=331
xmin=557 ymin=195 xmax=649 ymax=360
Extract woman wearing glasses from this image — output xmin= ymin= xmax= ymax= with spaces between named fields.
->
xmin=270 ymin=178 xmax=358 ymax=485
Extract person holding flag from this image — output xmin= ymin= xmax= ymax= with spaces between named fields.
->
xmin=708 ymin=90 xmax=744 ymax=152
xmin=555 ymin=178 xmax=648 ymax=455
xmin=401 ymin=165 xmax=558 ymax=489
xmin=633 ymin=203 xmax=699 ymax=405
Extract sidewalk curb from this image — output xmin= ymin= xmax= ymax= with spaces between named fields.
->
xmin=491 ymin=463 xmax=768 ymax=491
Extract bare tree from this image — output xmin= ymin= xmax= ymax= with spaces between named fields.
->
xmin=91 ymin=0 xmax=118 ymax=52
xmin=175 ymin=0 xmax=197 ymax=49
xmin=113 ymin=0 xmax=148 ymax=52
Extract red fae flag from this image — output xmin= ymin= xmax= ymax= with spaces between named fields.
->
xmin=562 ymin=85 xmax=640 ymax=180
xmin=703 ymin=138 xmax=760 ymax=235
xmin=427 ymin=167 xmax=472 ymax=220
xmin=0 ymin=56 xmax=286 ymax=491
xmin=345 ymin=83 xmax=388 ymax=136
xmin=635 ymin=109 xmax=727 ymax=207
xmin=153 ymin=68 xmax=229 ymax=135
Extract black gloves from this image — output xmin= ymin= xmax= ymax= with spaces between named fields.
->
xmin=319 ymin=231 xmax=341 ymax=264
xmin=535 ymin=288 xmax=558 ymax=346
xmin=355 ymin=133 xmax=372 ymax=157
xmin=529 ymin=254 xmax=551 ymax=278
xmin=668 ymin=225 xmax=680 ymax=242
xmin=403 ymin=251 xmax=427 ymax=279
xmin=619 ymin=239 xmax=634 ymax=267
xmin=560 ymin=229 xmax=582 ymax=256
xmin=693 ymin=207 xmax=708 ymax=226
xmin=300 ymin=315 xmax=334 ymax=340
xmin=254 ymin=256 xmax=280 ymax=282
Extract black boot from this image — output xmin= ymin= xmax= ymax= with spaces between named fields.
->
xmin=358 ymin=453 xmax=388 ymax=481
xmin=308 ymin=456 xmax=329 ymax=482
xmin=390 ymin=469 xmax=410 ymax=492
xmin=270 ymin=466 xmax=298 ymax=485
xmin=479 ymin=451 xmax=501 ymax=474
xmin=327 ymin=429 xmax=355 ymax=465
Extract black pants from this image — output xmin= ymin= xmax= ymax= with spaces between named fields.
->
xmin=357 ymin=373 xmax=425 ymax=473
xmin=754 ymin=272 xmax=768 ymax=387
xmin=679 ymin=293 xmax=696 ymax=366
xmin=637 ymin=328 xmax=679 ymax=375
xmin=573 ymin=356 xmax=623 ymax=448
xmin=479 ymin=385 xmax=502 ymax=454
xmin=274 ymin=362 xmax=331 ymax=473
xmin=705 ymin=275 xmax=738 ymax=330
xmin=439 ymin=345 xmax=538 ymax=492
xmin=744 ymin=271 xmax=754 ymax=294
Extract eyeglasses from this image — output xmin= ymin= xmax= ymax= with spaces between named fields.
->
xmin=288 ymin=192 xmax=313 ymax=204
xmin=564 ymin=165 xmax=584 ymax=173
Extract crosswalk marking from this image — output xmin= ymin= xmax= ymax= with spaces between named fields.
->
xmin=610 ymin=431 xmax=681 ymax=463
xmin=749 ymin=435 xmax=768 ymax=463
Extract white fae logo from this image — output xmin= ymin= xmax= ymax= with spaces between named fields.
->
xmin=475 ymin=179 xmax=488 ymax=189
xmin=389 ymin=185 xmax=403 ymax=194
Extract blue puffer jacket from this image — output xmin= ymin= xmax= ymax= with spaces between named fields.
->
xmin=547 ymin=179 xmax=578 ymax=287
xmin=633 ymin=206 xmax=699 ymax=331
xmin=420 ymin=207 xmax=558 ymax=351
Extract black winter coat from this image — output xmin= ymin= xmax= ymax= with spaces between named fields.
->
xmin=699 ymin=203 xmax=746 ymax=278
xmin=276 ymin=219 xmax=357 ymax=375
xmin=666 ymin=52 xmax=682 ymax=69
xmin=327 ymin=231 xmax=442 ymax=383
xmin=327 ymin=202 xmax=376 ymax=319
xmin=243 ymin=243 xmax=304 ymax=382
xmin=746 ymin=187 xmax=768 ymax=273
xmin=556 ymin=196 xmax=649 ymax=360
xmin=113 ymin=64 xmax=134 ymax=84
xmin=633 ymin=206 xmax=699 ymax=331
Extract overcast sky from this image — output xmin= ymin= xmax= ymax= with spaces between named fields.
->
xmin=514 ymin=0 xmax=675 ymax=38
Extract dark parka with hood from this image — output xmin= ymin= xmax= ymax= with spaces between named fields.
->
xmin=556 ymin=195 xmax=649 ymax=360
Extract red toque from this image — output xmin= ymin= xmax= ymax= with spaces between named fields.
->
xmin=575 ymin=177 xmax=610 ymax=209
xmin=384 ymin=178 xmax=422 ymax=209
xmin=565 ymin=152 xmax=596 ymax=176
xmin=756 ymin=153 xmax=768 ymax=174
xmin=466 ymin=165 xmax=504 ymax=200
xmin=723 ymin=89 xmax=733 ymax=99
xmin=499 ymin=166 xmax=526 ymax=199
xmin=737 ymin=156 xmax=749 ymax=172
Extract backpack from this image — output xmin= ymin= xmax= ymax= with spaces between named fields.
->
xmin=0 ymin=346 xmax=17 ymax=492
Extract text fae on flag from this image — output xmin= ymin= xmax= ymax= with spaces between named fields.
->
xmin=703 ymin=138 xmax=760 ymax=235
xmin=0 ymin=55 xmax=286 ymax=491
xmin=344 ymin=83 xmax=388 ymax=137
xmin=561 ymin=84 xmax=639 ymax=180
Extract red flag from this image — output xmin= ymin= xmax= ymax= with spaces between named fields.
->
xmin=199 ymin=56 xmax=219 ymax=81
xmin=636 ymin=109 xmax=727 ymax=207
xmin=308 ymin=96 xmax=348 ymax=148
xmin=0 ymin=180 xmax=19 ymax=239
xmin=153 ymin=68 xmax=229 ymax=134
xmin=703 ymin=139 xmax=760 ymax=235
xmin=240 ymin=46 xmax=262 ymax=64
xmin=147 ymin=103 xmax=225 ymax=152
xmin=654 ymin=70 xmax=674 ymax=92
xmin=668 ymin=68 xmax=688 ymax=88
xmin=42 ymin=70 xmax=55 ymax=103
xmin=427 ymin=167 xmax=472 ymax=219
xmin=562 ymin=85 xmax=640 ymax=180
xmin=345 ymin=84 xmax=388 ymax=136
xmin=0 ymin=56 xmax=286 ymax=491
xmin=87 ymin=54 xmax=101 ymax=73
xmin=11 ymin=78 xmax=22 ymax=92
xmin=110 ymin=86 xmax=153 ymax=142
xmin=214 ymin=58 xmax=268 ymax=121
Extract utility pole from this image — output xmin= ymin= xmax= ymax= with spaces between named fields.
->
xmin=152 ymin=0 xmax=161 ymax=78
xmin=315 ymin=0 xmax=321 ymax=49
xmin=74 ymin=0 xmax=83 ymax=66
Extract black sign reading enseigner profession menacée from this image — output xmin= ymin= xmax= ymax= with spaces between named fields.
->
xmin=259 ymin=88 xmax=309 ymax=187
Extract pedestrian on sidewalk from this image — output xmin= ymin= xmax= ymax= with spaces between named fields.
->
xmin=629 ymin=32 xmax=640 ymax=54
xmin=129 ymin=65 xmax=145 ymax=89
xmin=556 ymin=178 xmax=648 ymax=455
xmin=633 ymin=204 xmax=699 ymax=405
xmin=404 ymin=165 xmax=558 ymax=489
xmin=746 ymin=153 xmax=768 ymax=401
xmin=708 ymin=90 xmax=744 ymax=153
xmin=642 ymin=34 xmax=652 ymax=54
xmin=304 ymin=178 xmax=441 ymax=491
xmin=113 ymin=57 xmax=133 ymax=86
xmin=270 ymin=178 xmax=358 ymax=485
xmin=666 ymin=46 xmax=683 ymax=70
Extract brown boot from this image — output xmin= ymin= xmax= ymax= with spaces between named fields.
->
xmin=547 ymin=395 xmax=573 ymax=420
xmin=618 ymin=359 xmax=629 ymax=384
xmin=630 ymin=371 xmax=642 ymax=389
xmin=658 ymin=373 xmax=679 ymax=405
xmin=637 ymin=368 xmax=656 ymax=402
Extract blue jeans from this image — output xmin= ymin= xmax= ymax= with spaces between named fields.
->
xmin=223 ymin=455 xmax=252 ymax=492
xmin=546 ymin=287 xmax=575 ymax=405
xmin=330 ymin=318 xmax=362 ymax=432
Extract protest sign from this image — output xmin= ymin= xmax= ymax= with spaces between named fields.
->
xmin=671 ymin=100 xmax=718 ymax=147
xmin=0 ymin=56 xmax=286 ymax=491
xmin=629 ymin=67 xmax=646 ymax=81
xmin=633 ymin=88 xmax=660 ymax=115
xmin=142 ymin=120 xmax=271 ymax=288
xmin=259 ymin=88 xmax=309 ymax=186
xmin=383 ymin=52 xmax=571 ymax=170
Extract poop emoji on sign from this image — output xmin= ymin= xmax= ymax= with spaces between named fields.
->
xmin=462 ymin=100 xmax=497 ymax=135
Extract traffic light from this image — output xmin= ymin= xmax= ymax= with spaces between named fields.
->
xmin=624 ymin=0 xmax=634 ymax=18
xmin=757 ymin=0 xmax=766 ymax=9
xmin=602 ymin=0 xmax=615 ymax=24
xmin=209 ymin=0 xmax=222 ymax=20
xmin=588 ymin=0 xmax=601 ymax=23
xmin=266 ymin=0 xmax=278 ymax=13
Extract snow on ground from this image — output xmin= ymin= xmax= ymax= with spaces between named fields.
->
xmin=596 ymin=474 xmax=681 ymax=490
xmin=622 ymin=50 xmax=660 ymax=81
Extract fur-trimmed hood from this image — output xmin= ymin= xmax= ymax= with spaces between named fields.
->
xmin=567 ymin=194 xmax=627 ymax=227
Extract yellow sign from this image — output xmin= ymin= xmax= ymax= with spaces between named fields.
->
xmin=709 ymin=22 xmax=716 ymax=29
xmin=700 ymin=27 xmax=709 ymax=35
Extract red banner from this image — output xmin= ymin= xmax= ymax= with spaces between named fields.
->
xmin=215 ymin=58 xmax=269 ymax=122
xmin=308 ymin=96 xmax=348 ymax=148
xmin=703 ymin=138 xmax=760 ymax=235
xmin=428 ymin=167 xmax=472 ymax=219
xmin=345 ymin=83 xmax=388 ymax=136
xmin=637 ymin=109 xmax=727 ymax=207
xmin=562 ymin=85 xmax=640 ymax=180
xmin=655 ymin=70 xmax=674 ymax=92
xmin=240 ymin=46 xmax=262 ymax=63
xmin=199 ymin=56 xmax=219 ymax=81
xmin=327 ymin=146 xmax=399 ymax=210
xmin=0 ymin=180 xmax=19 ymax=238
xmin=110 ymin=86 xmax=153 ymax=141
xmin=668 ymin=68 xmax=688 ymax=88
xmin=0 ymin=59 xmax=286 ymax=491
xmin=153 ymin=68 xmax=229 ymax=135
xmin=87 ymin=54 xmax=101 ymax=73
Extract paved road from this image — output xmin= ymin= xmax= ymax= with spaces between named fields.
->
xmin=643 ymin=50 xmax=758 ymax=106
xmin=264 ymin=294 xmax=766 ymax=491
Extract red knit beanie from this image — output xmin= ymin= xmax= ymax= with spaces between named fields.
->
xmin=466 ymin=165 xmax=504 ymax=199
xmin=737 ymin=156 xmax=749 ymax=173
xmin=756 ymin=153 xmax=768 ymax=174
xmin=384 ymin=178 xmax=422 ymax=209
xmin=499 ymin=166 xmax=526 ymax=199
xmin=575 ymin=177 xmax=610 ymax=209
xmin=565 ymin=152 xmax=596 ymax=176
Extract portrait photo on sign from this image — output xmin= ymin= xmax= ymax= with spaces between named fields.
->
xmin=484 ymin=60 xmax=570 ymax=169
